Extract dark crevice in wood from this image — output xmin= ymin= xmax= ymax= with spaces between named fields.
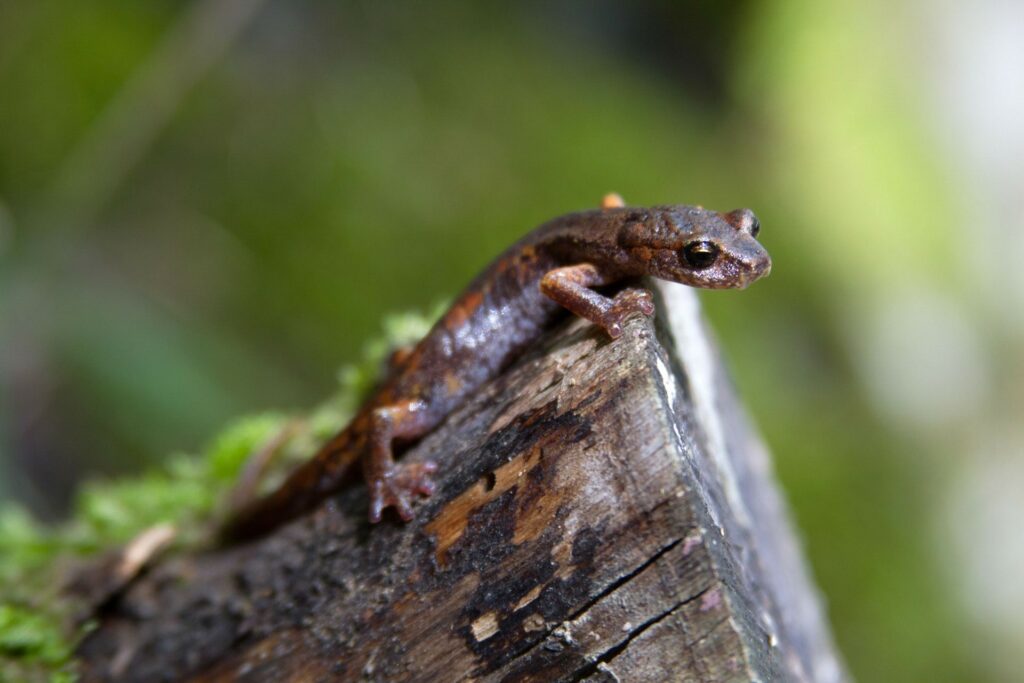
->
xmin=509 ymin=533 xmax=687 ymax=666
xmin=569 ymin=586 xmax=715 ymax=682
xmin=564 ymin=532 xmax=686 ymax=625
xmin=468 ymin=513 xmax=688 ymax=679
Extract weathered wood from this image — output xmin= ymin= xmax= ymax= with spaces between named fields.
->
xmin=75 ymin=282 xmax=847 ymax=682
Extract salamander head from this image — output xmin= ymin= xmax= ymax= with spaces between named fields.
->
xmin=618 ymin=205 xmax=771 ymax=289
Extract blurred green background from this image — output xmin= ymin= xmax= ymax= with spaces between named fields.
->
xmin=2 ymin=1 xmax=1023 ymax=681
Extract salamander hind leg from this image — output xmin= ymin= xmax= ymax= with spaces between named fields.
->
xmin=363 ymin=400 xmax=439 ymax=523
xmin=540 ymin=263 xmax=654 ymax=338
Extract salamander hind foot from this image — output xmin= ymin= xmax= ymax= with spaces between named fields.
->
xmin=366 ymin=460 xmax=438 ymax=523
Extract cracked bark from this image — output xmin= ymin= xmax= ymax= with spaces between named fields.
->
xmin=74 ymin=282 xmax=848 ymax=683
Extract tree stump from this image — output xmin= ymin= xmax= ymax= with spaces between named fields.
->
xmin=75 ymin=282 xmax=847 ymax=682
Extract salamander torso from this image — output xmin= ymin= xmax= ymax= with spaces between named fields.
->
xmin=222 ymin=195 xmax=771 ymax=540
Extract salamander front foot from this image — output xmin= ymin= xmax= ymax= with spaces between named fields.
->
xmin=603 ymin=287 xmax=655 ymax=338
xmin=366 ymin=460 xmax=438 ymax=523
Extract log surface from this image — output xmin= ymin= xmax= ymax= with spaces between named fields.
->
xmin=76 ymin=283 xmax=847 ymax=683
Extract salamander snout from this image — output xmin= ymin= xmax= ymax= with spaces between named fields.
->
xmin=618 ymin=203 xmax=772 ymax=290
xmin=657 ymin=205 xmax=772 ymax=289
xmin=713 ymin=207 xmax=770 ymax=287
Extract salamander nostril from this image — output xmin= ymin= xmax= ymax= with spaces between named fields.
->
xmin=727 ymin=209 xmax=760 ymax=237
xmin=749 ymin=215 xmax=760 ymax=238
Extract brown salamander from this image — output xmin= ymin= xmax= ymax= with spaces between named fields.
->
xmin=222 ymin=194 xmax=771 ymax=540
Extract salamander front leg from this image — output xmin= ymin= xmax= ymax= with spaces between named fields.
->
xmin=364 ymin=400 xmax=438 ymax=523
xmin=540 ymin=263 xmax=655 ymax=338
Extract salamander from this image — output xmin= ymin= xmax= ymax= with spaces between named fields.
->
xmin=222 ymin=194 xmax=771 ymax=540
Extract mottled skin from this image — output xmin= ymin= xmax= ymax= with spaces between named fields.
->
xmin=222 ymin=198 xmax=771 ymax=540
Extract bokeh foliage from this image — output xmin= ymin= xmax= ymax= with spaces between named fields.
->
xmin=0 ymin=2 xmax=989 ymax=681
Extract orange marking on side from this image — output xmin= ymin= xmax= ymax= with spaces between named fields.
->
xmin=444 ymin=290 xmax=484 ymax=328
xmin=444 ymin=372 xmax=463 ymax=395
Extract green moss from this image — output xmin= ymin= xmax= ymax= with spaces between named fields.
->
xmin=0 ymin=307 xmax=441 ymax=681
xmin=0 ymin=604 xmax=64 ymax=662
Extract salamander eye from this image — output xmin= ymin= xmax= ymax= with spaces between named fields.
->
xmin=681 ymin=240 xmax=719 ymax=270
